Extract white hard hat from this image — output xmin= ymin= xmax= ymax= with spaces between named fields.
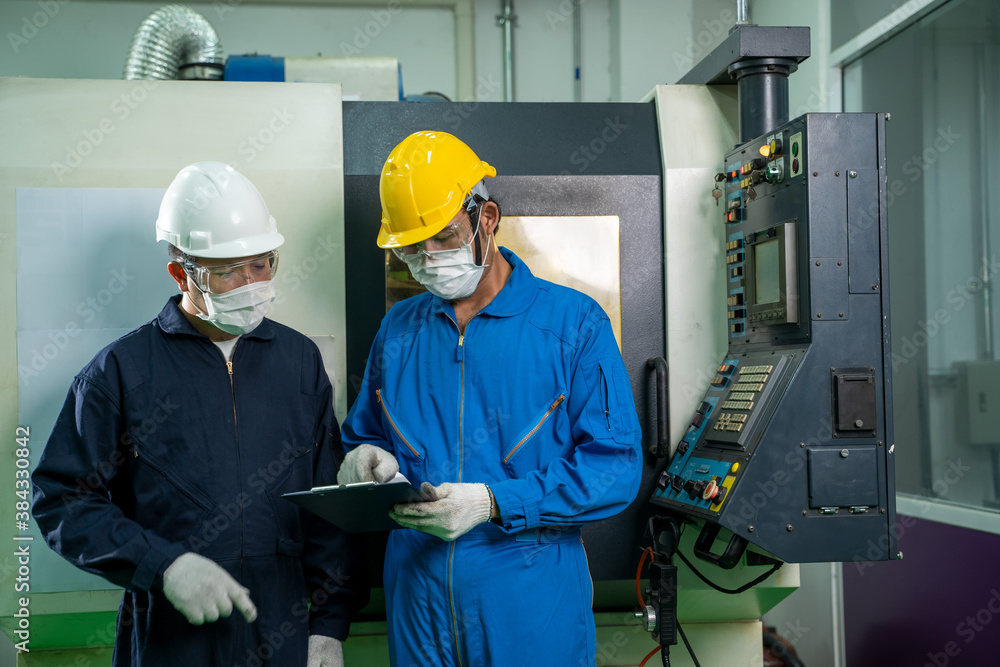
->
xmin=155 ymin=162 xmax=284 ymax=258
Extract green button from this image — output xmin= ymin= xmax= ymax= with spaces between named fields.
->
xmin=792 ymin=142 xmax=799 ymax=157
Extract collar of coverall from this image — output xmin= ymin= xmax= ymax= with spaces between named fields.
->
xmin=157 ymin=294 xmax=277 ymax=341
xmin=429 ymin=246 xmax=538 ymax=320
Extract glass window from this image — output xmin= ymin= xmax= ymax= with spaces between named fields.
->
xmin=831 ymin=0 xmax=911 ymax=50
xmin=844 ymin=0 xmax=1000 ymax=512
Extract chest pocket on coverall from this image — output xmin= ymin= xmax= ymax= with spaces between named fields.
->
xmin=130 ymin=436 xmax=216 ymax=537
xmin=502 ymin=391 xmax=568 ymax=478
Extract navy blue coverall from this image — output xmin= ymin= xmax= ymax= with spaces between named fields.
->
xmin=32 ymin=296 xmax=368 ymax=667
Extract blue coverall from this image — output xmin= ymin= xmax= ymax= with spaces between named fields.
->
xmin=342 ymin=248 xmax=643 ymax=667
xmin=32 ymin=296 xmax=368 ymax=667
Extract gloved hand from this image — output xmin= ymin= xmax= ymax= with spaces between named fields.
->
xmin=162 ymin=552 xmax=257 ymax=625
xmin=390 ymin=482 xmax=492 ymax=541
xmin=337 ymin=443 xmax=399 ymax=484
xmin=307 ymin=634 xmax=344 ymax=667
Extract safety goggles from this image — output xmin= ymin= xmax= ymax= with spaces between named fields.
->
xmin=183 ymin=250 xmax=279 ymax=294
xmin=391 ymin=210 xmax=481 ymax=261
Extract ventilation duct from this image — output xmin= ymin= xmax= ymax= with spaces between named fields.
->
xmin=123 ymin=5 xmax=224 ymax=81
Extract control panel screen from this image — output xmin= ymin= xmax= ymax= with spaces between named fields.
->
xmin=754 ymin=239 xmax=780 ymax=305
xmin=742 ymin=222 xmax=798 ymax=325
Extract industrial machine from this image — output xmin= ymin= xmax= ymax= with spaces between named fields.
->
xmin=649 ymin=22 xmax=896 ymax=564
xmin=633 ymin=23 xmax=897 ymax=665
xmin=650 ymin=110 xmax=896 ymax=566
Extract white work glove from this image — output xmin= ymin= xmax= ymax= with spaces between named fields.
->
xmin=337 ymin=443 xmax=399 ymax=484
xmin=307 ymin=634 xmax=344 ymax=667
xmin=162 ymin=552 xmax=257 ymax=625
xmin=390 ymin=482 xmax=492 ymax=541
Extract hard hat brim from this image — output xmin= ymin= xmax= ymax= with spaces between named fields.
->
xmin=376 ymin=214 xmax=453 ymax=249
xmin=166 ymin=231 xmax=285 ymax=259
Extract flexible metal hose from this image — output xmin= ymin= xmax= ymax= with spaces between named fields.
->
xmin=123 ymin=5 xmax=223 ymax=80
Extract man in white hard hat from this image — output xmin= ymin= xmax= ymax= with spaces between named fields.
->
xmin=32 ymin=162 xmax=367 ymax=667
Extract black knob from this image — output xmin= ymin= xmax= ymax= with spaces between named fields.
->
xmin=657 ymin=471 xmax=672 ymax=491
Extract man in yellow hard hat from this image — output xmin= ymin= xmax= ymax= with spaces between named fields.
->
xmin=32 ymin=162 xmax=368 ymax=667
xmin=339 ymin=131 xmax=643 ymax=666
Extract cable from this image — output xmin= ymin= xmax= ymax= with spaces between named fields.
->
xmin=677 ymin=622 xmax=702 ymax=667
xmin=635 ymin=546 xmax=655 ymax=606
xmin=674 ymin=547 xmax=782 ymax=594
xmin=638 ymin=645 xmax=661 ymax=667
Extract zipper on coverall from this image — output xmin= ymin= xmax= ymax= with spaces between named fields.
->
xmin=375 ymin=389 xmax=421 ymax=460
xmin=503 ymin=395 xmax=566 ymax=464
xmin=226 ymin=347 xmax=246 ymax=563
xmin=445 ymin=314 xmax=469 ymax=667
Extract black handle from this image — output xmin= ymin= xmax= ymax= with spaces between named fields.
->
xmin=646 ymin=357 xmax=669 ymax=457
xmin=692 ymin=522 xmax=748 ymax=570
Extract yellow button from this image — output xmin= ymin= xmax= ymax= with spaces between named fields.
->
xmin=731 ymin=462 xmax=740 ymax=473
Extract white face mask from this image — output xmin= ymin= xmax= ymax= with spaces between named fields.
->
xmin=195 ymin=280 xmax=275 ymax=335
xmin=402 ymin=236 xmax=491 ymax=301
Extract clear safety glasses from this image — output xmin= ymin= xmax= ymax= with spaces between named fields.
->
xmin=184 ymin=250 xmax=279 ymax=294
xmin=391 ymin=212 xmax=481 ymax=262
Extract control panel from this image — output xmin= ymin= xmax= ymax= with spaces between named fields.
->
xmin=654 ymin=351 xmax=802 ymax=517
xmin=723 ymin=127 xmax=805 ymax=340
xmin=650 ymin=113 xmax=897 ymax=565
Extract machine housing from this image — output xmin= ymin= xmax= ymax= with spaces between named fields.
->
xmin=650 ymin=112 xmax=897 ymax=566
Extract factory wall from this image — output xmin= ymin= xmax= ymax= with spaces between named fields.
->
xmin=0 ymin=0 xmax=747 ymax=104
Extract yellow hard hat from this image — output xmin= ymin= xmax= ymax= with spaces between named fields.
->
xmin=377 ymin=131 xmax=497 ymax=248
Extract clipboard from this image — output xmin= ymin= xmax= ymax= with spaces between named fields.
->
xmin=282 ymin=475 xmax=425 ymax=533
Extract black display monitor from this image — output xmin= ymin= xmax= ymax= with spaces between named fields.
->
xmin=743 ymin=221 xmax=798 ymax=325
